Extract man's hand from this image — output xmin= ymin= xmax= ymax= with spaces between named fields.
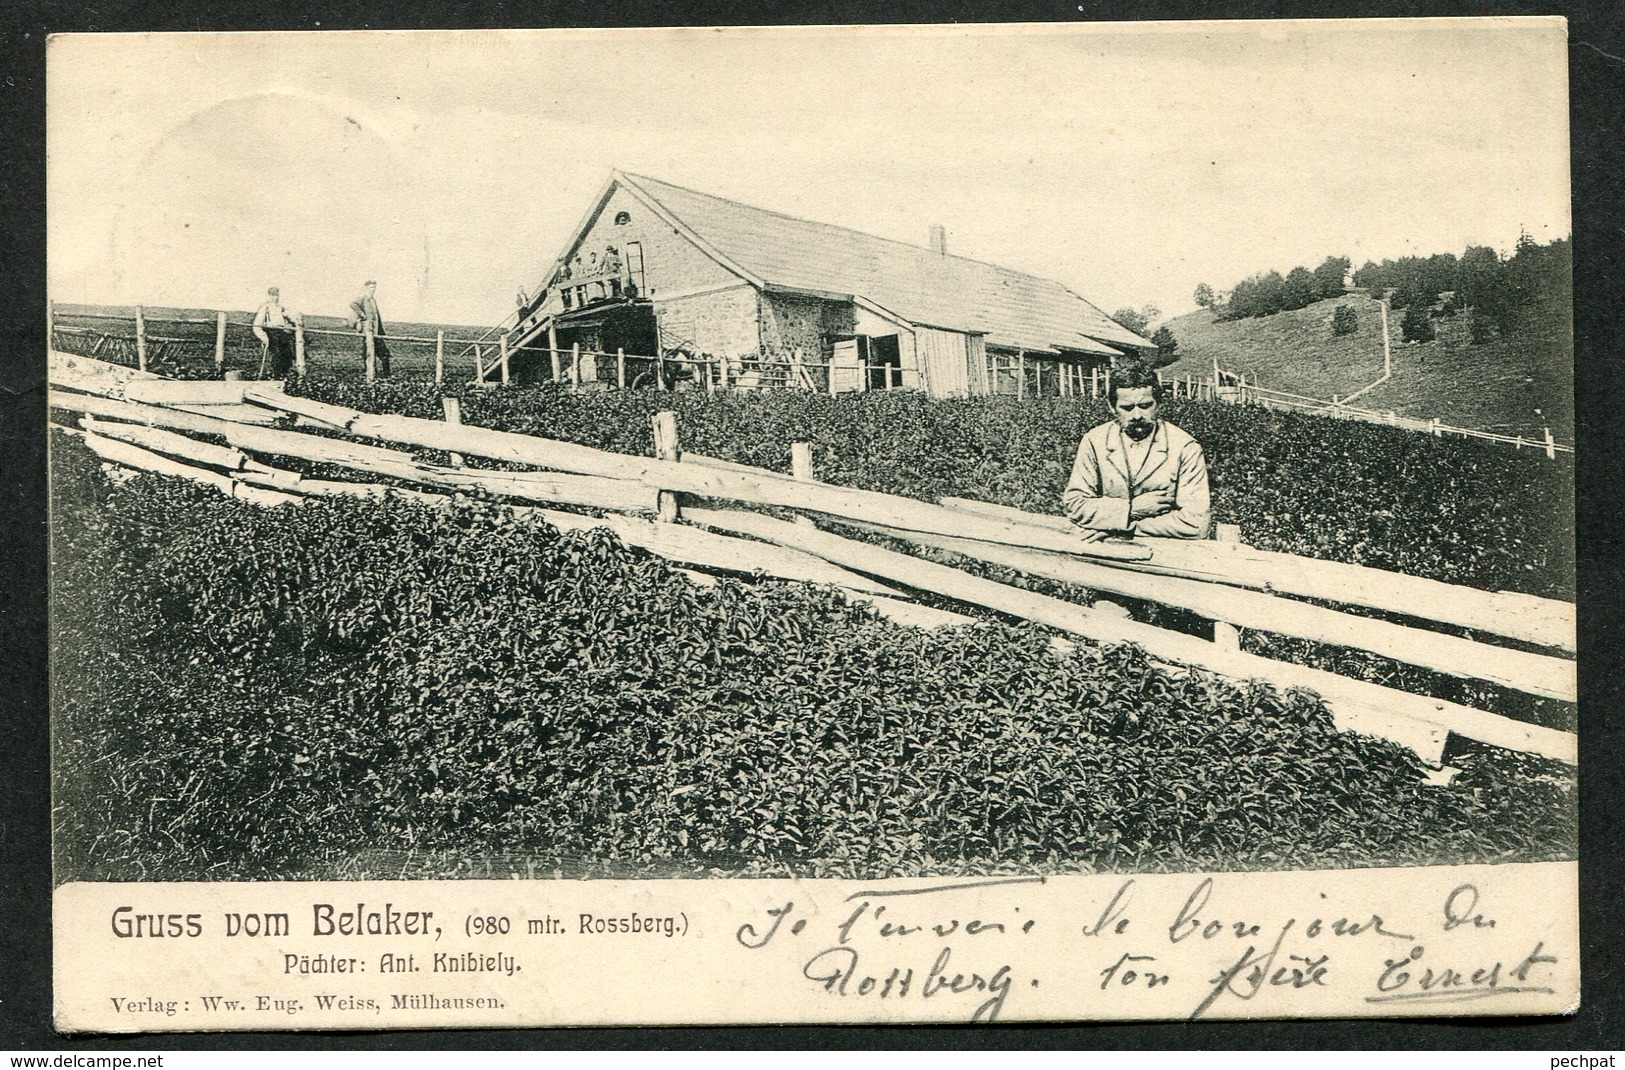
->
xmin=1129 ymin=490 xmax=1176 ymax=521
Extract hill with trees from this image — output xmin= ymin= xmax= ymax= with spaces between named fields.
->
xmin=1169 ymin=238 xmax=1572 ymax=440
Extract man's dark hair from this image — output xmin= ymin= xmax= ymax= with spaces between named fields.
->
xmin=1107 ymin=359 xmax=1162 ymax=404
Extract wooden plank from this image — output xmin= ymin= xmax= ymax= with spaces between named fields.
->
xmin=241 ymin=389 xmax=356 ymax=429
xmin=81 ymin=431 xmax=236 ymax=495
xmin=71 ymin=417 xmax=892 ymax=598
xmin=837 ymin=517 xmax=1575 ymax=702
xmin=125 ymin=380 xmax=279 ymax=405
xmin=80 ymin=416 xmax=249 ymax=473
xmin=940 ymin=495 xmax=1575 ymax=652
xmin=171 ymin=403 xmax=288 ymax=426
xmin=234 ymin=463 xmax=306 ymax=491
xmin=49 ymin=351 xmax=163 ymax=396
xmin=238 ymin=389 xmax=1157 ymax=563
xmin=685 ymin=507 xmax=1571 ymax=765
xmin=50 ymin=392 xmax=660 ymax=514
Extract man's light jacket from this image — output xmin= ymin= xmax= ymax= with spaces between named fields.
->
xmin=1060 ymin=419 xmax=1212 ymax=539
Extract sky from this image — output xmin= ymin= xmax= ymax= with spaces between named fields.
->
xmin=47 ymin=20 xmax=1572 ymax=327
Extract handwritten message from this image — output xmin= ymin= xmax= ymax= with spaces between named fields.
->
xmin=55 ymin=863 xmax=1576 ymax=1031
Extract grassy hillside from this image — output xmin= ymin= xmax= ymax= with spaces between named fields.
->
xmin=1159 ymin=294 xmax=1572 ymax=441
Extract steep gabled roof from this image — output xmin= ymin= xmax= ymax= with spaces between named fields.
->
xmin=614 ymin=171 xmax=1150 ymax=356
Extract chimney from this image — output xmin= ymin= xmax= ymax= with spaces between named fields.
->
xmin=929 ymin=224 xmax=947 ymax=256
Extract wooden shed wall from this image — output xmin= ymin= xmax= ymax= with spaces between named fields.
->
xmin=917 ymin=327 xmax=972 ymax=397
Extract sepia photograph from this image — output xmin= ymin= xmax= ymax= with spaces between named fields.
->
xmin=44 ymin=20 xmax=1577 ymax=1029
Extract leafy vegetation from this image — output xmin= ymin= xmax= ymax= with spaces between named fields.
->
xmin=1213 ymin=255 xmax=1353 ymax=321
xmin=1352 ymin=235 xmax=1571 ymax=343
xmin=52 ymin=428 xmax=1575 ymax=883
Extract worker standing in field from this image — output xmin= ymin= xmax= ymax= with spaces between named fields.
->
xmin=251 ymin=286 xmax=300 ymax=379
xmin=1061 ymin=359 xmax=1212 ymax=540
xmin=348 ymin=279 xmax=391 ymax=378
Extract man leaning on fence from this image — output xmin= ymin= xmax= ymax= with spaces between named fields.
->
xmin=252 ymin=286 xmax=300 ymax=379
xmin=1061 ymin=360 xmax=1212 ymax=540
xmin=349 ymin=279 xmax=392 ymax=378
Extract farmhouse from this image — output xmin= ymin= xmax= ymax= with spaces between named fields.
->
xmin=506 ymin=171 xmax=1152 ymax=395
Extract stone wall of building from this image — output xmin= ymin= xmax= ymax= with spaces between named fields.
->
xmin=653 ymin=284 xmax=761 ymax=361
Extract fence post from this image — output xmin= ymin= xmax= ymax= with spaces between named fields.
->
xmin=656 ymin=350 xmax=668 ymax=391
xmin=617 ymin=347 xmax=626 ymax=390
xmin=651 ymin=411 xmax=681 ymax=523
xmin=442 ymin=397 xmax=465 ymax=467
xmin=571 ymin=342 xmax=581 ymax=385
xmin=134 ymin=305 xmax=147 ymax=371
xmin=215 ymin=311 xmax=227 ymax=373
xmin=1213 ymin=523 xmax=1242 ymax=651
xmin=1016 ymin=351 xmax=1027 ymax=399
xmin=1091 ymin=365 xmax=1100 ymax=399
xmin=791 ymin=441 xmax=816 ymax=529
xmin=828 ymin=358 xmax=838 ymax=396
xmin=1380 ymin=295 xmax=1392 ymax=379
xmin=547 ymin=323 xmax=561 ymax=382
xmin=364 ymin=322 xmax=376 ymax=383
xmin=549 ymin=344 xmax=562 ymax=383
xmin=435 ymin=330 xmax=445 ymax=386
xmin=499 ymin=333 xmax=511 ymax=386
xmin=1544 ymin=427 xmax=1555 ymax=460
xmin=294 ymin=321 xmax=306 ymax=377
xmin=704 ymin=356 xmax=715 ymax=393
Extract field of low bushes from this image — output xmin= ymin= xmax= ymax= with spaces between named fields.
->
xmin=50 ymin=384 xmax=1576 ymax=882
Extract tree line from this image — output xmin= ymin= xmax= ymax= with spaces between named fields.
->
xmin=1352 ymin=234 xmax=1570 ymax=343
xmin=1193 ymin=234 xmax=1570 ymax=345
xmin=1197 ymin=256 xmax=1352 ymax=320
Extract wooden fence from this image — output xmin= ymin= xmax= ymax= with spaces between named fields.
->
xmin=48 ymin=350 xmax=1576 ymax=771
xmin=1234 ymin=381 xmax=1572 ymax=459
xmin=49 ymin=303 xmax=932 ymax=395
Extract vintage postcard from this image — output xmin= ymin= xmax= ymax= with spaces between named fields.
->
xmin=46 ymin=20 xmax=1576 ymax=1031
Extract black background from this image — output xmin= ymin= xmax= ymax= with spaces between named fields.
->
xmin=3 ymin=0 xmax=1620 ymax=1050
